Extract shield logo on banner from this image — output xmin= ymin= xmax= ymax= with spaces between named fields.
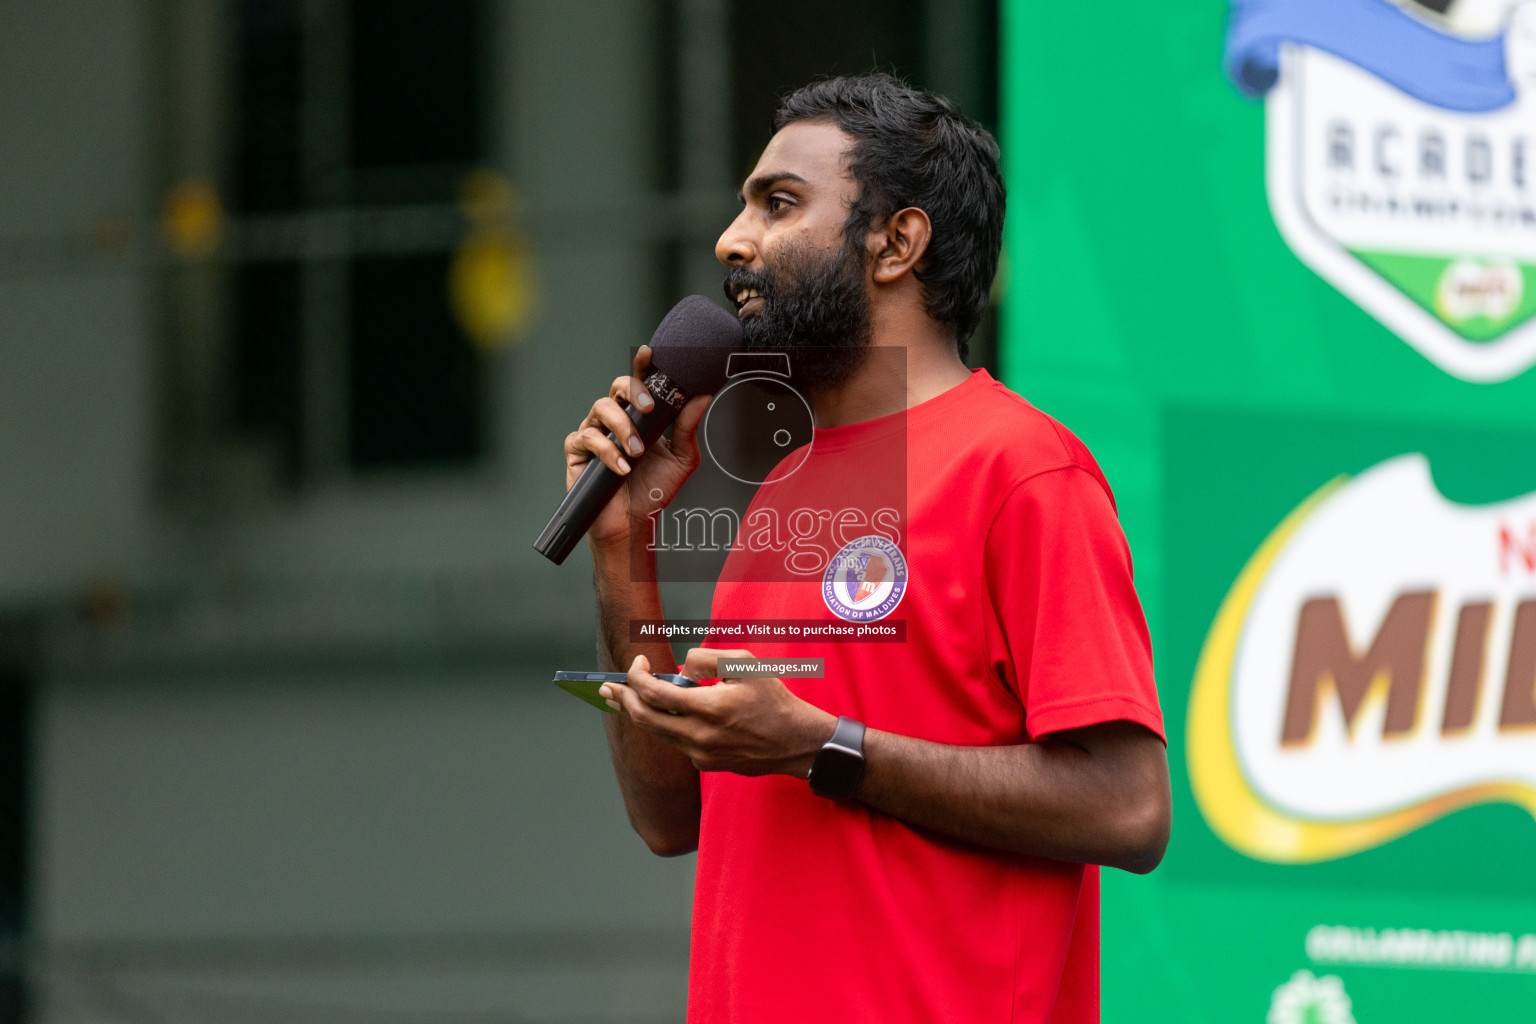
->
xmin=1227 ymin=0 xmax=1536 ymax=382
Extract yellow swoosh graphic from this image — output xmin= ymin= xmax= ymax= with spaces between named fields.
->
xmin=1186 ymin=475 xmax=1536 ymax=863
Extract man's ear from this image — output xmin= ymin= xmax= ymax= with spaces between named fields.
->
xmin=871 ymin=207 xmax=932 ymax=285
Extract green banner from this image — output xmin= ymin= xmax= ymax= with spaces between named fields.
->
xmin=1001 ymin=2 xmax=1536 ymax=1020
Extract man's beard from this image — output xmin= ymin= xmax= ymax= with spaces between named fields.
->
xmin=722 ymin=233 xmax=872 ymax=392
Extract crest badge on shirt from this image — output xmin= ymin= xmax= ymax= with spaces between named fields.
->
xmin=1227 ymin=0 xmax=1536 ymax=382
xmin=822 ymin=535 xmax=907 ymax=622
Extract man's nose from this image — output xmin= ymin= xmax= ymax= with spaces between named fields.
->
xmin=715 ymin=208 xmax=757 ymax=267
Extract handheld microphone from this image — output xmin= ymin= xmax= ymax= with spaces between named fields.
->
xmin=534 ymin=295 xmax=742 ymax=564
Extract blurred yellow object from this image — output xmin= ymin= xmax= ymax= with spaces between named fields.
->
xmin=450 ymin=229 xmax=538 ymax=351
xmin=450 ymin=169 xmax=539 ymax=351
xmin=162 ymin=179 xmax=225 ymax=258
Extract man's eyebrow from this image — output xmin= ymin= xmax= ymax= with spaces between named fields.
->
xmin=737 ymin=172 xmax=809 ymax=205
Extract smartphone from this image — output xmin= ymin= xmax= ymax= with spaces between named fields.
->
xmin=552 ymin=669 xmax=698 ymax=713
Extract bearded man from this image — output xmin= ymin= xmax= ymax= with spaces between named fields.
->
xmin=562 ymin=74 xmax=1170 ymax=1024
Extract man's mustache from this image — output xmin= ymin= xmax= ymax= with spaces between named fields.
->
xmin=722 ymin=266 xmax=773 ymax=306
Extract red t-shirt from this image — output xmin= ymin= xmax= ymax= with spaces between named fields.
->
xmin=691 ymin=369 xmax=1163 ymax=1023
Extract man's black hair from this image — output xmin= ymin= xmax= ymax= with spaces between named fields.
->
xmin=772 ymin=74 xmax=1006 ymax=358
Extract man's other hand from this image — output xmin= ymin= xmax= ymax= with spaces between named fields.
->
xmin=599 ymin=650 xmax=837 ymax=778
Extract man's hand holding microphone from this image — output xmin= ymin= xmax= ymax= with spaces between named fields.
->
xmin=560 ymin=341 xmax=713 ymax=552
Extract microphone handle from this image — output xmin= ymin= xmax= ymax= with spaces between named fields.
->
xmin=533 ymin=369 xmax=690 ymax=565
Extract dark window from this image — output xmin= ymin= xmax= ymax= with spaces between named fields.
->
xmin=221 ymin=0 xmax=490 ymax=482
xmin=348 ymin=254 xmax=482 ymax=469
xmin=230 ymin=262 xmax=305 ymax=483
xmin=729 ymin=0 xmax=927 ymax=178
xmin=231 ymin=0 xmax=305 ymax=215
xmin=348 ymin=1 xmax=485 ymax=175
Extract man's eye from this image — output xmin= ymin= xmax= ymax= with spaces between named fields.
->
xmin=768 ymin=195 xmax=790 ymax=214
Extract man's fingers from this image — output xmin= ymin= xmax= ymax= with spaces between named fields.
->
xmin=585 ymin=395 xmax=648 ymax=460
xmin=612 ymin=661 xmax=706 ymax=736
xmin=608 ymin=373 xmax=656 ymax=415
xmin=681 ymin=647 xmax=720 ymax=680
xmin=626 ymin=654 xmax=716 ymax=720
xmin=565 ymin=424 xmax=631 ymax=478
xmin=629 ymin=669 xmax=701 ymax=715
xmin=607 ymin=679 xmax=673 ymax=728
xmin=631 ymin=344 xmax=654 ymax=381
xmin=681 ymin=647 xmax=755 ymax=681
xmin=670 ymin=394 xmax=712 ymax=456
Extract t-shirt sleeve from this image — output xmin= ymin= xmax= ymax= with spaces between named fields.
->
xmin=983 ymin=465 xmax=1164 ymax=742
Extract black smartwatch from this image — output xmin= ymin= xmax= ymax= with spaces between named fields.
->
xmin=808 ymin=717 xmax=866 ymax=800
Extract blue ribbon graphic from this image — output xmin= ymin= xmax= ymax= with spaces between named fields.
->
xmin=1225 ymin=0 xmax=1515 ymax=112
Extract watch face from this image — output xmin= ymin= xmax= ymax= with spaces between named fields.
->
xmin=811 ymin=744 xmax=865 ymax=799
xmin=702 ymin=375 xmax=815 ymax=485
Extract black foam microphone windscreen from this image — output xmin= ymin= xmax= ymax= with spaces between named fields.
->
xmin=534 ymin=296 xmax=743 ymax=565
xmin=645 ymin=295 xmax=739 ymax=396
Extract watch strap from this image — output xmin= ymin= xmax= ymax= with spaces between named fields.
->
xmin=808 ymin=716 xmax=866 ymax=800
xmin=828 ymin=716 xmax=865 ymax=753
